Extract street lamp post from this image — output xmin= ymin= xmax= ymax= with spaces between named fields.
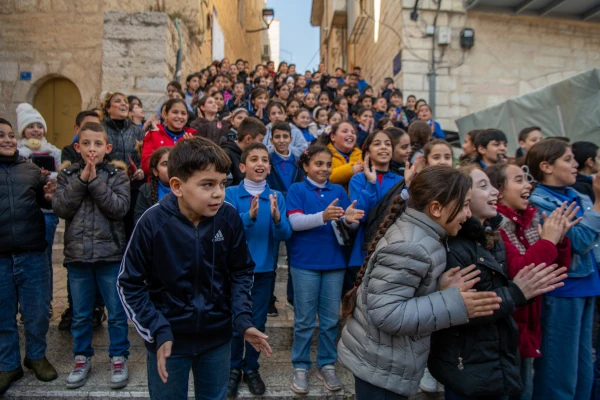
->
xmin=246 ymin=8 xmax=275 ymax=33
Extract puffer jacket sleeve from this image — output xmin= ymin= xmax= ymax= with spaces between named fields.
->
xmin=52 ymin=171 xmax=88 ymax=220
xmin=290 ymin=126 xmax=308 ymax=158
xmin=366 ymin=241 xmax=469 ymax=336
xmin=87 ymin=171 xmax=131 ymax=220
xmin=446 ymin=248 xmax=526 ymax=326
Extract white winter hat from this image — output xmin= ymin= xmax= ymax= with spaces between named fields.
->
xmin=16 ymin=103 xmax=47 ymax=139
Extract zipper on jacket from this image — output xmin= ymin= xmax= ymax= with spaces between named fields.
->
xmin=5 ymin=166 xmax=17 ymax=246
xmin=194 ymin=227 xmax=201 ymax=330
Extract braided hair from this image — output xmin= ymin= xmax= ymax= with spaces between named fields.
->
xmin=149 ymin=147 xmax=172 ymax=205
xmin=340 ymin=166 xmax=473 ymax=320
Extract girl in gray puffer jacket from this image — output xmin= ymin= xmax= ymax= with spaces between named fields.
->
xmin=338 ymin=166 xmax=504 ymax=399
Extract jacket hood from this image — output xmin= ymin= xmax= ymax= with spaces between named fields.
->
xmin=403 ymin=207 xmax=448 ymax=241
xmin=221 ymin=140 xmax=242 ymax=154
xmin=457 ymin=215 xmax=503 ymax=243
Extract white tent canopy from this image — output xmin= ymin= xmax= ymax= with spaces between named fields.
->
xmin=455 ymin=68 xmax=600 ymax=153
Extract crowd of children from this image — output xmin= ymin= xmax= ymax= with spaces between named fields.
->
xmin=0 ymin=57 xmax=599 ymax=400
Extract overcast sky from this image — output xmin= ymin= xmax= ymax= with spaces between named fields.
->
xmin=266 ymin=0 xmax=320 ymax=72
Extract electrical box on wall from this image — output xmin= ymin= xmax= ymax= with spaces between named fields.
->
xmin=460 ymin=28 xmax=475 ymax=48
xmin=437 ymin=27 xmax=451 ymax=45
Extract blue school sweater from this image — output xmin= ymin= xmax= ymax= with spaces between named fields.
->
xmin=286 ymin=179 xmax=351 ymax=270
xmin=348 ymin=170 xmax=403 ymax=267
xmin=225 ymin=184 xmax=292 ymax=273
xmin=266 ymin=152 xmax=304 ymax=197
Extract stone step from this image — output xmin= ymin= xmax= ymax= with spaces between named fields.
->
xmin=6 ymin=325 xmax=443 ymax=400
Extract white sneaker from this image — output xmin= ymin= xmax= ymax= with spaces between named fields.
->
xmin=66 ymin=355 xmax=91 ymax=389
xmin=419 ymin=367 xmax=439 ymax=392
xmin=110 ymin=356 xmax=129 ymax=389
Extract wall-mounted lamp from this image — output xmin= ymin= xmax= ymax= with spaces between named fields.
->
xmin=246 ymin=8 xmax=275 ymax=33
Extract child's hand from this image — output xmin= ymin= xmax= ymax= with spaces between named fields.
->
xmin=460 ymin=291 xmax=502 ymax=318
xmin=323 ymin=198 xmax=344 ymax=222
xmin=368 ymin=120 xmax=374 ymax=133
xmin=183 ymin=132 xmax=194 ymax=140
xmin=43 ymin=179 xmax=56 ymax=201
xmin=40 ymin=168 xmax=51 ymax=178
xmin=150 ymin=114 xmax=160 ymax=131
xmin=132 ymin=169 xmax=145 ymax=181
xmin=351 ymin=161 xmax=364 ymax=175
xmin=80 ymin=158 xmax=93 ymax=182
xmin=363 ymin=155 xmax=377 ymax=183
xmin=512 ymin=263 xmax=568 ymax=300
xmin=439 ymin=264 xmax=481 ymax=292
xmin=560 ymin=201 xmax=582 ymax=239
xmin=244 ymin=327 xmax=273 ymax=358
xmin=404 ymin=155 xmax=423 ymax=187
xmin=538 ymin=207 xmax=565 ymax=245
xmin=269 ymin=193 xmax=281 ymax=224
xmin=249 ymin=195 xmax=259 ymax=220
xmin=344 ymin=200 xmax=364 ymax=224
xmin=157 ymin=340 xmax=173 ymax=384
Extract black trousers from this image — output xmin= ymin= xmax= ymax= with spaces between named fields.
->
xmin=354 ymin=376 xmax=409 ymax=400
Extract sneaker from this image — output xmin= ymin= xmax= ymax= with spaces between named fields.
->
xmin=316 ymin=364 xmax=342 ymax=391
xmin=419 ymin=367 xmax=439 ymax=392
xmin=267 ymin=301 xmax=279 ymax=317
xmin=110 ymin=356 xmax=128 ymax=389
xmin=227 ymin=368 xmax=242 ymax=397
xmin=66 ymin=355 xmax=91 ymax=389
xmin=0 ymin=367 xmax=24 ymax=396
xmin=243 ymin=369 xmax=266 ymax=395
xmin=291 ymin=368 xmax=309 ymax=394
xmin=58 ymin=307 xmax=73 ymax=331
xmin=23 ymin=357 xmax=58 ymax=382
xmin=92 ymin=307 xmax=106 ymax=330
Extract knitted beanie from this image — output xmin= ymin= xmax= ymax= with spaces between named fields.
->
xmin=16 ymin=103 xmax=47 ymax=139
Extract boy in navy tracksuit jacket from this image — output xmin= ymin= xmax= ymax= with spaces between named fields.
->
xmin=225 ymin=142 xmax=292 ymax=396
xmin=117 ymin=137 xmax=271 ymax=400
xmin=266 ymin=121 xmax=305 ymax=197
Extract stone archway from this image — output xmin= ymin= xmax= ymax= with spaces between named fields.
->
xmin=33 ymin=77 xmax=82 ymax=149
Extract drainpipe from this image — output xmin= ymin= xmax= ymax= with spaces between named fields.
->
xmin=175 ymin=18 xmax=183 ymax=83
xmin=428 ymin=0 xmax=442 ymax=119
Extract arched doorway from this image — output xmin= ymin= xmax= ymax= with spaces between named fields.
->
xmin=33 ymin=77 xmax=82 ymax=150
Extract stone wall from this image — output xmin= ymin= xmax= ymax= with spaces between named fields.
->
xmin=343 ymin=0 xmax=600 ymax=131
xmin=0 ymin=0 xmax=104 ymax=122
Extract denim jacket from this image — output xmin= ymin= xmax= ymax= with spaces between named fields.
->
xmin=529 ymin=185 xmax=600 ymax=278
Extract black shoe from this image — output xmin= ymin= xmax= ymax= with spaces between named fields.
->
xmin=92 ymin=307 xmax=106 ymax=330
xmin=58 ymin=308 xmax=73 ymax=331
xmin=227 ymin=368 xmax=242 ymax=398
xmin=243 ymin=369 xmax=266 ymax=395
xmin=0 ymin=367 xmax=24 ymax=396
xmin=267 ymin=301 xmax=278 ymax=317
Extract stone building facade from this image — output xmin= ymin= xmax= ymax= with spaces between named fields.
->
xmin=311 ymin=0 xmax=600 ymax=131
xmin=0 ymin=0 xmax=267 ymax=148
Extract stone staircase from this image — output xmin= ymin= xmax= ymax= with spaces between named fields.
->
xmin=5 ymin=221 xmax=444 ymax=399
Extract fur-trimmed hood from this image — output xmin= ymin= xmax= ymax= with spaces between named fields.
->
xmin=58 ymin=159 xmax=128 ymax=174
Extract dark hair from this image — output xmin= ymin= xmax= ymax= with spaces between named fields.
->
xmin=272 ymin=120 xmax=291 ymax=134
xmin=318 ymin=91 xmax=332 ymax=101
xmin=518 ymin=126 xmax=542 ymax=142
xmin=237 ymin=117 xmax=266 ymax=142
xmin=332 ymin=96 xmax=347 ymax=110
xmin=298 ymin=144 xmax=332 ymax=169
xmin=344 ymin=88 xmax=359 ymax=99
xmin=127 ymin=96 xmax=142 ymax=108
xmin=572 ymin=141 xmax=599 ymax=171
xmin=408 ymin=120 xmax=432 ymax=156
xmin=75 ymin=110 xmax=101 ymax=127
xmin=525 ymin=138 xmax=571 ymax=182
xmin=186 ymin=74 xmax=197 ymax=84
xmin=390 ymin=89 xmax=403 ymax=99
xmin=167 ymin=81 xmax=182 ymax=90
xmin=78 ymin=122 xmax=108 ymax=142
xmin=358 ymin=95 xmax=372 ymax=105
xmin=148 ymin=147 xmax=172 ymax=204
xmin=293 ymin=108 xmax=310 ymax=120
xmin=251 ymin=88 xmax=269 ymax=104
xmin=266 ymin=101 xmax=286 ymax=118
xmin=384 ymin=127 xmax=408 ymax=145
xmin=424 ymin=139 xmax=453 ymax=164
xmin=340 ymin=166 xmax=472 ymax=319
xmin=376 ymin=117 xmax=392 ymax=130
xmin=235 ymin=58 xmax=244 ymax=64
xmin=356 ymin=107 xmax=373 ymax=118
xmin=241 ymin=142 xmax=269 ymax=164
xmin=475 ymin=129 xmax=508 ymax=160
xmin=407 ymin=94 xmax=416 ymax=101
xmin=361 ymin=130 xmax=395 ymax=161
xmin=168 ymin=136 xmax=231 ymax=182
xmin=164 ymin=98 xmax=189 ymax=115
xmin=319 ymin=122 xmax=357 ymax=146
xmin=313 ymin=107 xmax=328 ymax=121
xmin=0 ymin=118 xmax=13 ymax=128
xmin=253 ymin=76 xmax=265 ymax=86
xmin=484 ymin=163 xmax=511 ymax=197
xmin=286 ymin=98 xmax=301 ymax=109
xmin=308 ymin=81 xmax=321 ymax=90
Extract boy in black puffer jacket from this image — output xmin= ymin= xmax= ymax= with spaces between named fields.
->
xmin=0 ymin=118 xmax=58 ymax=395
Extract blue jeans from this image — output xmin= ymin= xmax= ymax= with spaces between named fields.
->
xmin=147 ymin=340 xmax=230 ymax=400
xmin=291 ymin=267 xmax=344 ymax=370
xmin=0 ymin=252 xmax=51 ymax=371
xmin=66 ymin=262 xmax=130 ymax=358
xmin=230 ymin=271 xmax=273 ymax=372
xmin=533 ymin=295 xmax=594 ymax=400
xmin=44 ymin=212 xmax=59 ymax=300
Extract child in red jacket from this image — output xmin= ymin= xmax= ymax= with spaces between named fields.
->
xmin=486 ymin=163 xmax=577 ymax=400
xmin=141 ymin=99 xmax=196 ymax=176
